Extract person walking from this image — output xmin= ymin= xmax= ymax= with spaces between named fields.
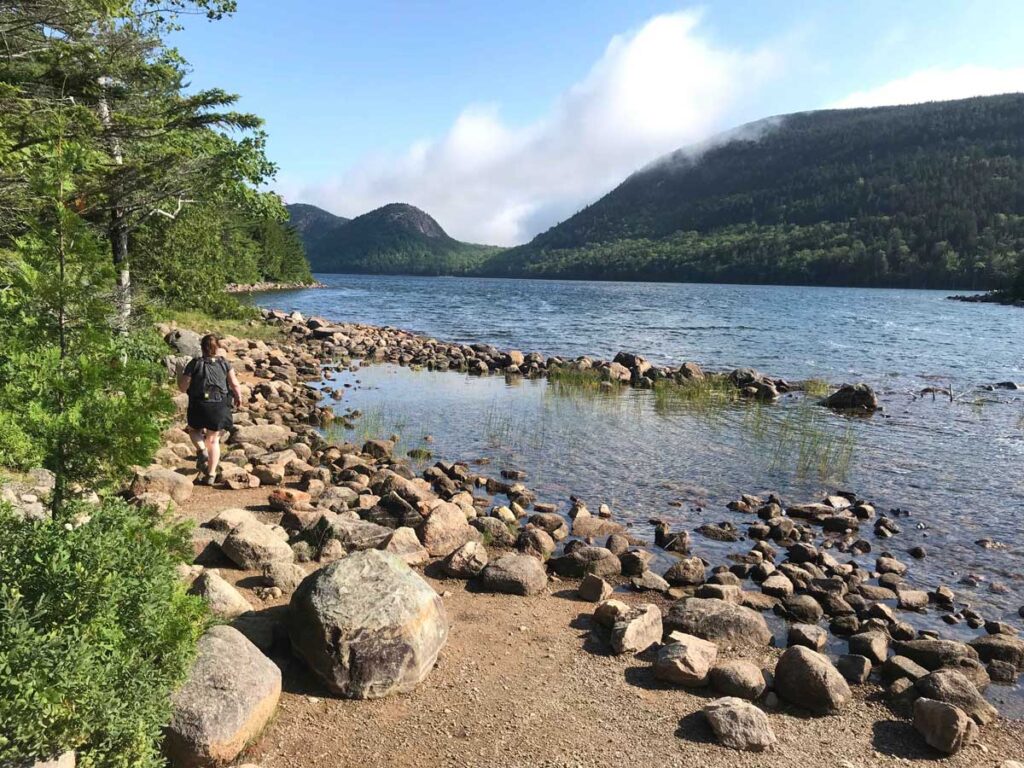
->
xmin=177 ymin=334 xmax=242 ymax=486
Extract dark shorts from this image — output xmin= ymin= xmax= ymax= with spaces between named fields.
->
xmin=186 ymin=398 xmax=234 ymax=432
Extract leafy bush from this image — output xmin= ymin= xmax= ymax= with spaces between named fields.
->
xmin=0 ymin=410 xmax=43 ymax=470
xmin=0 ymin=498 xmax=208 ymax=767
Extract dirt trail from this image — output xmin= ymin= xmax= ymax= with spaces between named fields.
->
xmin=175 ymin=483 xmax=1024 ymax=768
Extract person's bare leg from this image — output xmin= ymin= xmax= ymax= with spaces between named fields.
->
xmin=204 ymin=430 xmax=221 ymax=481
xmin=188 ymin=427 xmax=207 ymax=470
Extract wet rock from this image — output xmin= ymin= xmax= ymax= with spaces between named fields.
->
xmin=654 ymin=632 xmax=718 ymax=686
xmin=882 ymin=655 xmax=929 ymax=683
xmin=848 ymin=631 xmax=888 ymax=664
xmin=836 ymin=654 xmax=872 ymax=684
xmin=761 ymin=573 xmax=794 ymax=598
xmin=165 ymin=626 xmax=281 ymax=767
xmin=221 ymin=521 xmax=293 ymax=569
xmin=897 ymin=589 xmax=929 ymax=611
xmin=823 ymin=383 xmax=878 ymax=412
xmin=893 ymin=639 xmax=979 ymax=670
xmin=774 ymin=645 xmax=851 ymax=714
xmin=478 ymin=553 xmax=548 ymax=596
xmin=578 ymin=573 xmax=613 ymax=602
xmin=710 ymin=660 xmax=766 ymax=700
xmin=664 ymin=598 xmax=772 ymax=647
xmin=876 ymin=556 xmax=907 ymax=576
xmin=620 ymin=548 xmax=654 ymax=576
xmin=969 ymin=634 xmax=1024 ymax=671
xmin=289 ymin=550 xmax=448 ymax=698
xmin=913 ymin=698 xmax=978 ymax=754
xmin=663 ymin=556 xmax=706 ymax=586
xmin=189 ymin=571 xmax=252 ymax=618
xmin=780 ymin=594 xmax=823 ymax=623
xmin=610 ymin=603 xmax=662 ymax=655
xmin=914 ymin=669 xmax=998 ymax=724
xmin=788 ymin=623 xmax=827 ymax=651
xmin=443 ymin=541 xmax=489 ymax=578
xmin=702 ymin=697 xmax=777 ymax=752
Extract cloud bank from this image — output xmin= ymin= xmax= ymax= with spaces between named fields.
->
xmin=832 ymin=65 xmax=1024 ymax=109
xmin=284 ymin=11 xmax=779 ymax=246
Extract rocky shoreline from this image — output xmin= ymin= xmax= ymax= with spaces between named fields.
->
xmin=224 ymin=281 xmax=326 ymax=293
xmin=103 ymin=310 xmax=1023 ymax=766
xmin=948 ymin=291 xmax=1024 ymax=308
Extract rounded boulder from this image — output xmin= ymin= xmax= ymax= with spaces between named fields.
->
xmin=289 ymin=550 xmax=448 ymax=699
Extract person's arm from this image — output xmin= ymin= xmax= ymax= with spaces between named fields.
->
xmin=177 ymin=359 xmax=193 ymax=393
xmin=227 ymin=367 xmax=242 ymax=408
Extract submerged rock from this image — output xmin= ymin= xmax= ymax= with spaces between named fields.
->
xmin=822 ymin=383 xmax=878 ymax=412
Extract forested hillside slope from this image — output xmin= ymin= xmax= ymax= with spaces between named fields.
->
xmin=483 ymin=94 xmax=1024 ymax=289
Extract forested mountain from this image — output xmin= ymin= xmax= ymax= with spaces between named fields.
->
xmin=296 ymin=202 xmax=498 ymax=275
xmin=482 ymin=94 xmax=1024 ymax=289
xmin=286 ymin=203 xmax=348 ymax=247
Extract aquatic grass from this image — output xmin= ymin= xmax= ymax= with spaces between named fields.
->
xmin=650 ymin=375 xmax=741 ymax=424
xmin=800 ymin=378 xmax=832 ymax=398
xmin=744 ymin=399 xmax=856 ymax=482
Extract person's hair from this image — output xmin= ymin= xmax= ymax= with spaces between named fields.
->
xmin=200 ymin=334 xmax=219 ymax=357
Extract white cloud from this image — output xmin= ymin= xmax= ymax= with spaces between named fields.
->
xmin=285 ymin=11 xmax=780 ymax=246
xmin=833 ymin=65 xmax=1024 ymax=109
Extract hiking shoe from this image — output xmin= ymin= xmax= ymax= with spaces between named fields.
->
xmin=196 ymin=452 xmax=209 ymax=473
xmin=203 ymin=473 xmax=216 ymax=487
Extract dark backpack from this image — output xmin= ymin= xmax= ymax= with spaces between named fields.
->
xmin=188 ymin=357 xmax=230 ymax=403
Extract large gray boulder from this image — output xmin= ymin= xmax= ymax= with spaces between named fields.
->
xmin=664 ymin=598 xmax=772 ymax=646
xmin=774 ymin=645 xmax=851 ymax=714
xmin=913 ymin=698 xmax=978 ymax=754
xmin=703 ymin=697 xmax=777 ymax=752
xmin=165 ymin=626 xmax=281 ymax=768
xmin=314 ymin=514 xmax=394 ymax=553
xmin=610 ymin=604 xmax=662 ymax=655
xmin=914 ymin=669 xmax=998 ymax=724
xmin=289 ymin=550 xmax=448 ymax=699
xmin=477 ymin=553 xmax=547 ymax=596
xmin=221 ymin=520 xmax=293 ymax=569
xmin=166 ymin=328 xmax=202 ymax=357
xmin=710 ymin=660 xmax=767 ymax=700
xmin=893 ymin=639 xmax=978 ymax=670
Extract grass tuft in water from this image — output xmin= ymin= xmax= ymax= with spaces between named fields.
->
xmin=745 ymin=400 xmax=856 ymax=482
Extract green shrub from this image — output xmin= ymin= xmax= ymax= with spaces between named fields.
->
xmin=0 ymin=498 xmax=208 ymax=767
xmin=0 ymin=411 xmax=43 ymax=470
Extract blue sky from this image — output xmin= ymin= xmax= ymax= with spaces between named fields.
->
xmin=172 ymin=1 xmax=1024 ymax=244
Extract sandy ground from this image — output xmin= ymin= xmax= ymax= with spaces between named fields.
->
xmin=175 ymin=482 xmax=1024 ymax=768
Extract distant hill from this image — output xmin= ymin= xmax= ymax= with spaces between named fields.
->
xmin=481 ymin=93 xmax=1024 ymax=289
xmin=285 ymin=203 xmax=349 ymax=251
xmin=289 ymin=202 xmax=499 ymax=275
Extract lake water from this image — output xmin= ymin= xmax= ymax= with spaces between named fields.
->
xmin=254 ymin=274 xmax=1024 ymax=708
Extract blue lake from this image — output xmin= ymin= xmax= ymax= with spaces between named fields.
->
xmin=255 ymin=274 xmax=1024 ymax=692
